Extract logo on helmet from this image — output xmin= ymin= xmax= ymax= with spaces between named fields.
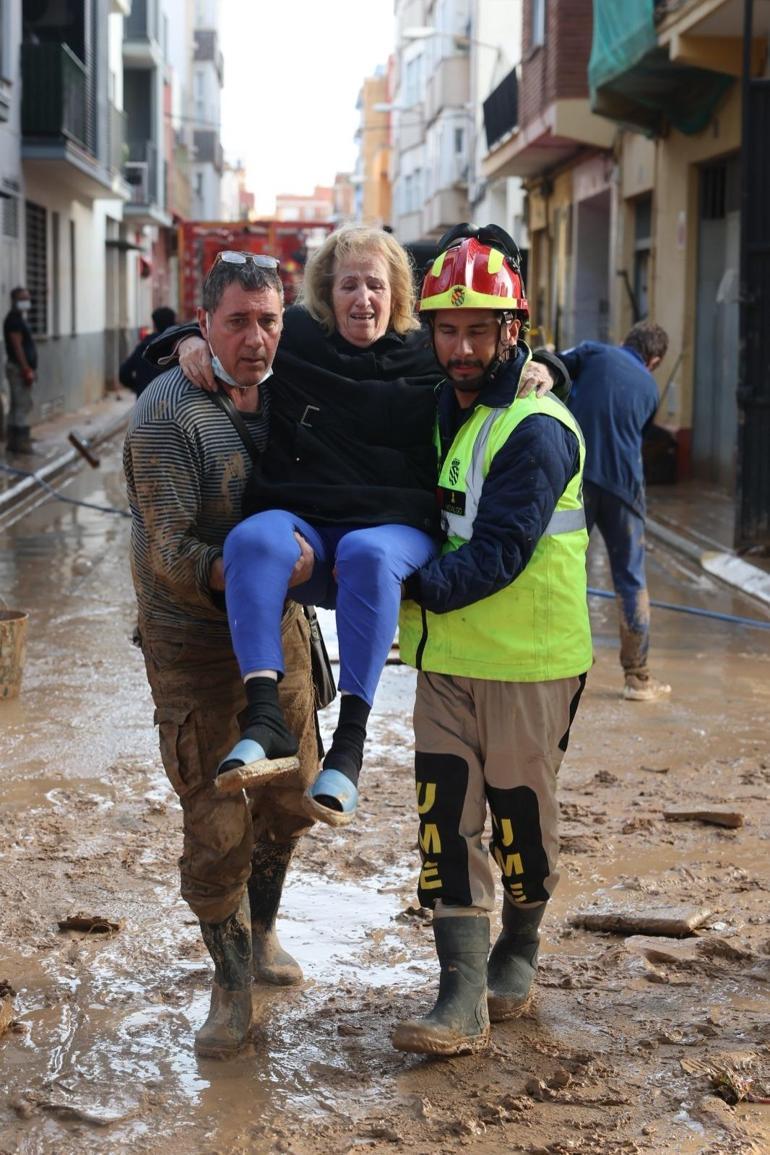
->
xmin=450 ymin=286 xmax=466 ymax=307
xmin=448 ymin=458 xmax=461 ymax=486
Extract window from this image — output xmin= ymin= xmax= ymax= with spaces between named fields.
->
xmin=531 ymin=0 xmax=546 ymax=50
xmin=69 ymin=220 xmax=77 ymax=335
xmin=454 ymin=126 xmax=464 ymax=155
xmin=0 ymin=0 xmax=11 ymax=80
xmin=1 ymin=192 xmax=18 ymax=238
xmin=25 ymin=201 xmax=48 ymax=336
xmin=52 ymin=211 xmax=60 ymax=338
xmin=633 ymin=194 xmax=652 ymax=321
xmin=404 ymin=53 xmax=423 ymax=108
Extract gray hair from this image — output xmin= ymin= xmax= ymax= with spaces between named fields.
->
xmin=202 ymin=262 xmax=284 ymax=313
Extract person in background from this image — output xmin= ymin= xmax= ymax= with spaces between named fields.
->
xmin=3 ymin=287 xmax=37 ymax=455
xmin=119 ymin=306 xmax=178 ymax=397
xmin=124 ymin=259 xmax=316 ymax=1060
xmin=560 ymin=322 xmax=671 ymax=701
xmin=392 ymin=225 xmax=591 ymax=1058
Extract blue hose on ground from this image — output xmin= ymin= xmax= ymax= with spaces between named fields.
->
xmin=0 ymin=462 xmax=130 ymax=518
xmin=588 ymin=586 xmax=770 ymax=631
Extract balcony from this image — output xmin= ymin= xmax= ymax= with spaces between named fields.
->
xmin=21 ymin=42 xmax=123 ymax=199
xmin=588 ymin=0 xmax=750 ymax=136
xmin=424 ymin=54 xmax=469 ymax=126
xmin=123 ymin=140 xmax=171 ymax=225
xmin=422 ymin=185 xmax=470 ymax=238
xmin=124 ymin=0 xmax=162 ymax=69
xmin=483 ymin=66 xmax=518 ymax=150
xmin=194 ymin=29 xmax=225 ymax=84
xmin=483 ymin=95 xmax=614 ymax=181
xmin=194 ymin=129 xmax=224 ymax=174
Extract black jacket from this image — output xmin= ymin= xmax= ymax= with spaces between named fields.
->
xmin=149 ymin=307 xmax=443 ymax=534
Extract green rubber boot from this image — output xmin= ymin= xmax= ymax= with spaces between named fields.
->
xmin=248 ymin=839 xmax=303 ymax=985
xmin=195 ymin=897 xmax=253 ymax=1058
xmin=392 ymin=915 xmax=490 ymax=1056
xmin=486 ymin=900 xmax=545 ymax=1021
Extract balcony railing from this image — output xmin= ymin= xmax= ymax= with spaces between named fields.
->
xmin=108 ymin=103 xmax=126 ymax=174
xmin=21 ymin=42 xmax=92 ymax=151
xmin=483 ymin=65 xmax=518 ymax=150
xmin=124 ymin=140 xmax=158 ymax=205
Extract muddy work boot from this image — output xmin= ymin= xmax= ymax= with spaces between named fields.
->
xmin=248 ymin=839 xmax=303 ymax=986
xmin=392 ymin=915 xmax=490 ymax=1056
xmin=622 ymin=672 xmax=671 ymax=702
xmin=487 ymin=900 xmax=545 ymax=1021
xmin=195 ymin=900 xmax=253 ymax=1059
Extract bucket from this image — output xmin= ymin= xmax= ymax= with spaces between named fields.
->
xmin=0 ymin=609 xmax=29 ymax=699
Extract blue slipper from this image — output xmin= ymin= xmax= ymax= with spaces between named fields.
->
xmin=215 ymin=738 xmax=299 ymax=792
xmin=304 ymin=768 xmax=358 ymax=827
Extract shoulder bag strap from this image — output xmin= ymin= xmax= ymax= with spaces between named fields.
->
xmin=207 ymin=389 xmax=262 ymax=467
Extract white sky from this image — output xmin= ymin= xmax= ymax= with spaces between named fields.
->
xmin=219 ymin=0 xmax=396 ymax=216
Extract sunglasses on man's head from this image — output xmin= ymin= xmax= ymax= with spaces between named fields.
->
xmin=213 ymin=250 xmax=280 ymax=270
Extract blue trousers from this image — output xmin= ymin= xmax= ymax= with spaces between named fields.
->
xmin=584 ymin=482 xmax=650 ymax=676
xmin=223 ymin=510 xmax=438 ymax=705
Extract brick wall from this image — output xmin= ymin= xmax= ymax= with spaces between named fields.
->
xmin=520 ymin=0 xmax=595 ymax=129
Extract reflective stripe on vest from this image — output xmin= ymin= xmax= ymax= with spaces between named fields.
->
xmin=442 ymin=405 xmax=586 ymax=542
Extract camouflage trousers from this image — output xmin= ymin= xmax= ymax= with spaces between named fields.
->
xmin=139 ymin=602 xmax=318 ymax=922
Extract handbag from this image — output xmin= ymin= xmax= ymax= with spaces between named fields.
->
xmin=303 ymin=604 xmax=337 ymax=710
xmin=207 ymin=389 xmax=337 ymax=709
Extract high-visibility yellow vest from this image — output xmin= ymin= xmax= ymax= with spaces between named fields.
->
xmin=399 ymin=391 xmax=592 ymax=681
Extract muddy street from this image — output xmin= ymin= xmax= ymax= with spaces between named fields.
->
xmin=0 ymin=438 xmax=768 ymax=1155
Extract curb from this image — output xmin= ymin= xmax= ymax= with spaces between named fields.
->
xmin=0 ymin=410 xmax=131 ymax=522
xmin=647 ymin=516 xmax=770 ymax=610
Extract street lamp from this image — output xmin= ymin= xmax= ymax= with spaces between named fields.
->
xmin=402 ymin=26 xmax=502 ymax=55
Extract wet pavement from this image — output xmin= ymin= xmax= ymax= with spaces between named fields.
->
xmin=0 ymin=435 xmax=768 ymax=1154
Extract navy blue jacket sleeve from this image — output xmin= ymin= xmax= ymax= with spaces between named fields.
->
xmin=557 ymin=345 xmax=584 ymax=380
xmin=403 ymin=415 xmax=580 ymax=614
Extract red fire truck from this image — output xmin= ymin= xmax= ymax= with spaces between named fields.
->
xmin=177 ymin=219 xmax=336 ymax=319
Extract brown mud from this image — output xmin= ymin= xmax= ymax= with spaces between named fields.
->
xmin=1 ymin=447 xmax=769 ymax=1154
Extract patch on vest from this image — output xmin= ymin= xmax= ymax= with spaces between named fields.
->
xmin=439 ymin=487 xmax=466 ymax=516
xmin=450 ymin=286 xmax=466 ymax=307
xmin=447 ymin=457 xmax=461 ymax=486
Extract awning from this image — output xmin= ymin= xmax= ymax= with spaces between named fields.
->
xmin=589 ymin=0 xmax=734 ymax=135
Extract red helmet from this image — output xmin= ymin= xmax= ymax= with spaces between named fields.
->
xmin=420 ymin=229 xmax=528 ymax=317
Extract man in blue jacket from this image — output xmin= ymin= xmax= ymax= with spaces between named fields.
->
xmin=560 ymin=322 xmax=670 ymax=701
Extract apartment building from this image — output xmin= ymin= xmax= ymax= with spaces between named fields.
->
xmin=16 ymin=0 xmax=130 ymax=416
xmin=190 ymin=0 xmax=223 ymax=220
xmin=353 ymin=67 xmax=392 ymax=227
xmin=482 ymin=0 xmax=614 ymax=350
xmin=590 ymin=0 xmax=770 ymax=545
xmin=0 ymin=0 xmax=225 ymax=422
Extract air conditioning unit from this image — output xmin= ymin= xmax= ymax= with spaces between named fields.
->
xmin=124 ymin=161 xmax=149 ymax=203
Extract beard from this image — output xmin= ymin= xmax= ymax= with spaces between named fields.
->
xmin=446 ymin=360 xmax=487 ymax=392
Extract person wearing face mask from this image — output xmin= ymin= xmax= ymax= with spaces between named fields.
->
xmin=3 ymin=287 xmax=37 ymax=454
xmin=145 ymin=226 xmax=563 ymax=831
xmin=124 ymin=254 xmax=317 ymax=1059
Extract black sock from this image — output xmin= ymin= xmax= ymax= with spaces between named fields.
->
xmin=322 ymin=694 xmax=370 ymax=787
xmin=220 ymin=677 xmax=298 ymax=770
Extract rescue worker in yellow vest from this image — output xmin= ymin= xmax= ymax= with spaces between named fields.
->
xmin=393 ymin=225 xmax=592 ymax=1057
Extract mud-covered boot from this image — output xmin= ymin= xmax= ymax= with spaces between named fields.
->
xmin=487 ymin=900 xmax=545 ymax=1021
xmin=392 ymin=915 xmax=490 ymax=1056
xmin=248 ymin=839 xmax=303 ymax=985
xmin=195 ymin=898 xmax=253 ymax=1058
